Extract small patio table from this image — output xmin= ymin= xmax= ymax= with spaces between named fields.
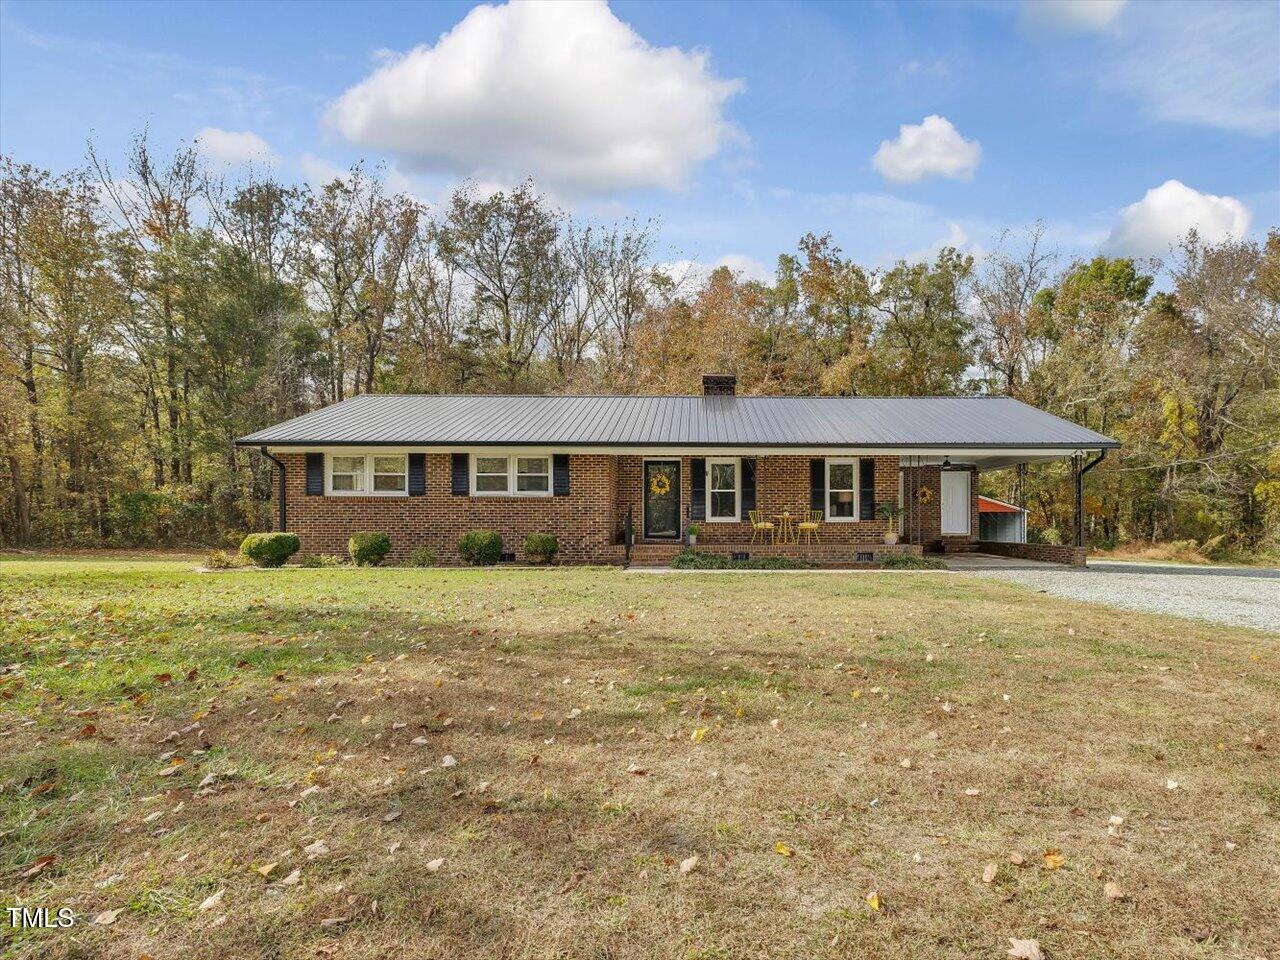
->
xmin=772 ymin=512 xmax=798 ymax=544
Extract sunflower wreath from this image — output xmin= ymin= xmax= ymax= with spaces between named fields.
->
xmin=649 ymin=474 xmax=672 ymax=497
xmin=915 ymin=487 xmax=935 ymax=504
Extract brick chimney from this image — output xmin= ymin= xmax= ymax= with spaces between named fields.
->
xmin=702 ymin=374 xmax=737 ymax=397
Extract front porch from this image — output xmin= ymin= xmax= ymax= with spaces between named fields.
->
xmin=624 ymin=540 xmax=924 ymax=568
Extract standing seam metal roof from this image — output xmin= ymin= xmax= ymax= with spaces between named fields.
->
xmin=236 ymin=394 xmax=1119 ymax=449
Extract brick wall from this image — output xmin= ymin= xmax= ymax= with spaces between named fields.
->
xmin=618 ymin=455 xmax=902 ymax=546
xmin=977 ymin=540 xmax=1086 ymax=567
xmin=274 ymin=453 xmax=621 ymax=564
xmin=272 ymin=451 xmax=976 ymax=564
xmin=900 ymin=465 xmax=978 ymax=551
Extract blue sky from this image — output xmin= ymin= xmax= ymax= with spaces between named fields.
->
xmin=2 ymin=0 xmax=1276 ymax=276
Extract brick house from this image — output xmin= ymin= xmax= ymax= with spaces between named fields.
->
xmin=236 ymin=375 xmax=1117 ymax=567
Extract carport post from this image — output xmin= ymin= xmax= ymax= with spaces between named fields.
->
xmin=1074 ymin=450 xmax=1107 ymax=548
xmin=259 ymin=445 xmax=287 ymax=532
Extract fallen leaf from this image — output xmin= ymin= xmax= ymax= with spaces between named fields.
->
xmin=20 ymin=855 xmax=56 ymax=879
xmin=1009 ymin=852 xmax=1026 ymax=867
xmin=383 ymin=811 xmax=402 ymax=823
xmin=303 ymin=840 xmax=330 ymax=859
xmin=198 ymin=889 xmax=224 ymax=911
xmin=1042 ymin=849 xmax=1065 ymax=870
xmin=773 ymin=841 xmax=794 ymax=858
xmin=679 ymin=855 xmax=699 ymax=875
xmin=93 ymin=908 xmax=124 ymax=925
xmin=983 ymin=863 xmax=998 ymax=884
xmin=1007 ymin=938 xmax=1043 ymax=960
xmin=441 ymin=755 xmax=458 ymax=768
xmin=279 ymin=869 xmax=302 ymax=886
xmin=1103 ymin=881 xmax=1126 ymax=901
xmin=425 ymin=858 xmax=445 ymax=872
xmin=254 ymin=862 xmax=278 ymax=878
xmin=865 ymin=890 xmax=881 ymax=912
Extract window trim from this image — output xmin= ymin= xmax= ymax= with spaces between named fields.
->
xmin=470 ymin=451 xmax=553 ymax=498
xmin=825 ymin=457 xmax=860 ymax=522
xmin=325 ymin=452 xmax=408 ymax=498
xmin=705 ymin=456 xmax=740 ymax=522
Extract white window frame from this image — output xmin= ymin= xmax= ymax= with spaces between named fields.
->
xmin=325 ymin=452 xmax=408 ymax=498
xmin=825 ymin=457 xmax=861 ymax=522
xmin=470 ymin=452 xmax=553 ymax=498
xmin=705 ymin=457 xmax=740 ymax=522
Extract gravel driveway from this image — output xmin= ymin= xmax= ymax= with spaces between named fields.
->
xmin=947 ymin=554 xmax=1280 ymax=633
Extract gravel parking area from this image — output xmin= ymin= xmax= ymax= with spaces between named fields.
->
xmin=948 ymin=554 xmax=1280 ymax=633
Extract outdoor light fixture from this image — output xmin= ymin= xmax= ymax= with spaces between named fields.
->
xmin=942 ymin=458 xmax=951 ymax=468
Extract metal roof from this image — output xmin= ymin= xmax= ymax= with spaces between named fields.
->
xmin=237 ymin=394 xmax=1118 ymax=450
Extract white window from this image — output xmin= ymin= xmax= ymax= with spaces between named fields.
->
xmin=707 ymin=457 xmax=739 ymax=521
xmin=827 ymin=458 xmax=859 ymax=520
xmin=330 ymin=455 xmax=366 ymax=493
xmin=471 ymin=453 xmax=554 ymax=497
xmin=516 ymin=456 xmax=550 ymax=493
xmin=474 ymin=456 xmax=510 ymax=493
xmin=371 ymin=455 xmax=406 ymax=493
xmin=327 ymin=453 xmax=409 ymax=496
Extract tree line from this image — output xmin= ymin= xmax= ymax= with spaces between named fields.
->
xmin=2 ymin=137 xmax=1277 ymax=555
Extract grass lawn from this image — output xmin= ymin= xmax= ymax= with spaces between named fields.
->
xmin=1 ymin=555 xmax=1277 ymax=960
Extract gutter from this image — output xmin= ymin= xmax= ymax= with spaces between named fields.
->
xmin=258 ymin=445 xmax=287 ymax=532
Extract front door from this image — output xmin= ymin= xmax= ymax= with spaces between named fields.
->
xmin=941 ymin=470 xmax=971 ymax=535
xmin=643 ymin=460 xmax=681 ymax=539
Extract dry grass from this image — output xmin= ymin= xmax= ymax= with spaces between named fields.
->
xmin=2 ymin=556 xmax=1277 ymax=959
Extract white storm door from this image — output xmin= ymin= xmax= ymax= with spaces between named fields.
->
xmin=940 ymin=471 xmax=971 ymax=535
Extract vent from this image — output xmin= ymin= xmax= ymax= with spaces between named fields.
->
xmin=856 ymin=551 xmax=874 ymax=563
xmin=500 ymin=552 xmax=516 ymax=563
xmin=731 ymin=551 xmax=749 ymax=562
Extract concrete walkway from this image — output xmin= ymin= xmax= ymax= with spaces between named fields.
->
xmin=947 ymin=553 xmax=1280 ymax=633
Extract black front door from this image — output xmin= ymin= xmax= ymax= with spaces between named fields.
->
xmin=643 ymin=460 xmax=681 ymax=539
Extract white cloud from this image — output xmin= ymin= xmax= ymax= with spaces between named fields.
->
xmin=195 ymin=127 xmax=277 ymax=165
xmin=658 ymin=254 xmax=772 ymax=288
xmin=1020 ymin=0 xmax=1126 ymax=34
xmin=1102 ymin=1 xmax=1279 ymax=136
xmin=871 ymin=115 xmax=981 ymax=184
xmin=297 ymin=154 xmax=348 ymax=187
xmin=1103 ymin=180 xmax=1252 ymax=257
xmin=324 ymin=0 xmax=742 ymax=195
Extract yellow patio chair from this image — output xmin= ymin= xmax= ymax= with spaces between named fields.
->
xmin=748 ymin=509 xmax=775 ymax=544
xmin=798 ymin=509 xmax=823 ymax=544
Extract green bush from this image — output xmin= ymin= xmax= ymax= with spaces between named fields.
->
xmin=523 ymin=533 xmax=559 ymax=564
xmin=670 ymin=549 xmax=811 ymax=570
xmin=348 ymin=531 xmax=392 ymax=566
xmin=299 ymin=553 xmax=344 ymax=568
xmin=458 ymin=529 xmax=503 ymax=565
xmin=205 ymin=549 xmax=248 ymax=570
xmin=878 ymin=554 xmax=947 ymax=570
xmin=239 ymin=532 xmax=300 ymax=568
xmin=403 ymin=547 xmax=439 ymax=567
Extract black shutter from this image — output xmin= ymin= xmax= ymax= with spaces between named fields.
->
xmin=305 ymin=452 xmax=324 ymax=495
xmin=408 ymin=453 xmax=425 ymax=496
xmin=809 ymin=458 xmax=825 ymax=514
xmin=689 ymin=457 xmax=706 ymax=520
xmin=859 ymin=458 xmax=876 ymax=520
xmin=451 ymin=453 xmax=469 ymax=495
xmin=553 ymin=454 xmax=570 ymax=496
xmin=740 ymin=458 xmax=757 ymax=514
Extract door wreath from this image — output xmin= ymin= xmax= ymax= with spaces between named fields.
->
xmin=649 ymin=473 xmax=672 ymax=497
xmin=915 ymin=487 xmax=934 ymax=504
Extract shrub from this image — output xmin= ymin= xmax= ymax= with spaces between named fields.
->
xmin=879 ymin=554 xmax=947 ymax=570
xmin=669 ymin=550 xmax=812 ymax=570
xmin=671 ymin=548 xmax=731 ymax=569
xmin=523 ymin=533 xmax=559 ymax=564
xmin=239 ymin=532 xmax=300 ymax=568
xmin=300 ymin=553 xmax=344 ymax=568
xmin=458 ymin=529 xmax=503 ymax=565
xmin=403 ymin=547 xmax=439 ymax=567
xmin=348 ymin=531 xmax=392 ymax=566
xmin=205 ymin=549 xmax=248 ymax=570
